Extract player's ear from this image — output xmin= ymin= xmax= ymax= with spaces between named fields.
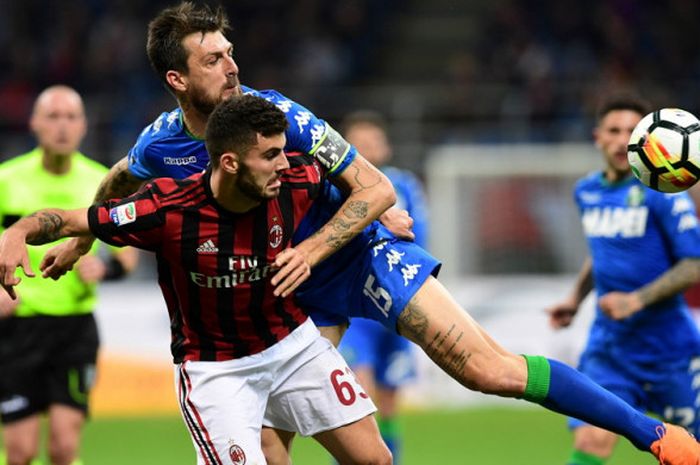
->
xmin=165 ymin=70 xmax=187 ymax=93
xmin=220 ymin=152 xmax=239 ymax=174
xmin=28 ymin=114 xmax=38 ymax=136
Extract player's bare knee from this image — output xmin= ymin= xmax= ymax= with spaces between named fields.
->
xmin=341 ymin=444 xmax=392 ymax=465
xmin=5 ymin=448 xmax=37 ymax=465
xmin=462 ymin=354 xmax=525 ymax=396
xmin=378 ymin=446 xmax=393 ymax=465
xmin=363 ymin=448 xmax=393 ymax=465
xmin=263 ymin=451 xmax=292 ymax=465
xmin=47 ymin=438 xmax=78 ymax=465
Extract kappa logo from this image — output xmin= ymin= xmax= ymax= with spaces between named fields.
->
xmin=401 ymin=263 xmax=422 ymax=286
xmin=310 ymin=124 xmax=325 ymax=147
xmin=276 ymin=99 xmax=293 ymax=113
xmin=295 ymin=111 xmax=312 ymax=133
xmin=151 ymin=115 xmax=163 ymax=134
xmin=385 ymin=249 xmax=405 ymax=272
xmin=166 ymin=111 xmax=178 ymax=128
xmin=196 ymin=239 xmax=219 ymax=253
xmin=164 ymin=155 xmax=197 ymax=166
xmin=580 ymin=191 xmax=602 ymax=204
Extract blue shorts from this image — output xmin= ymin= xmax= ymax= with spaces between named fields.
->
xmin=568 ymin=349 xmax=700 ymax=436
xmin=338 ymin=318 xmax=415 ymax=388
xmin=296 ymin=226 xmax=441 ymax=332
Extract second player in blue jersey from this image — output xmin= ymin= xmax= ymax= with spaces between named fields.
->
xmin=548 ymin=93 xmax=700 ymax=465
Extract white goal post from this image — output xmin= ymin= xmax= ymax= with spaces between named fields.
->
xmin=425 ymin=143 xmax=602 ymax=279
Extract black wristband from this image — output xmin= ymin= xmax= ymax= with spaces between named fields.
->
xmin=103 ymin=257 xmax=126 ymax=281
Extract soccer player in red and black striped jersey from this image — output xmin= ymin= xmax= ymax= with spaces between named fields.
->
xmin=0 ymin=95 xmax=395 ymax=465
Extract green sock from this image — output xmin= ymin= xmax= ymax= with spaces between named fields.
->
xmin=521 ymin=354 xmax=551 ymax=403
xmin=567 ymin=449 xmax=606 ymax=465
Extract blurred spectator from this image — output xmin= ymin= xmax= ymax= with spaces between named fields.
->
xmin=2 ymin=0 xmax=700 ymax=171
xmin=0 ymin=0 xmax=392 ymax=165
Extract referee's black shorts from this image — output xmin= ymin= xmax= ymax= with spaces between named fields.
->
xmin=0 ymin=313 xmax=99 ymax=424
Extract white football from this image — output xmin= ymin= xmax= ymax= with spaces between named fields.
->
xmin=627 ymin=108 xmax=700 ymax=193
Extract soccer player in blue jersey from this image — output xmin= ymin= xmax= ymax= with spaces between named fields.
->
xmin=547 ymin=92 xmax=700 ymax=465
xmin=336 ymin=110 xmax=429 ymax=463
xmin=39 ymin=3 xmax=700 ymax=464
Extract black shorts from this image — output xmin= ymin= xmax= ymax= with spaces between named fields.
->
xmin=0 ymin=313 xmax=99 ymax=424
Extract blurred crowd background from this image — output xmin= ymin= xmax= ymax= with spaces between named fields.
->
xmin=2 ymin=0 xmax=700 ymax=276
xmin=2 ymin=0 xmax=699 ymax=172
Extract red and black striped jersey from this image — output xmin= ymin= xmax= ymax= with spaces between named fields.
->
xmin=88 ymin=153 xmax=324 ymax=362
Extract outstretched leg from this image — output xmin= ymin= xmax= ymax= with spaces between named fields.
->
xmin=397 ymin=276 xmax=700 ymax=463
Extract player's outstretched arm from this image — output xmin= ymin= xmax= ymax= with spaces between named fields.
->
xmin=0 ymin=208 xmax=89 ymax=298
xmin=41 ymin=157 xmax=146 ymax=279
xmin=271 ymin=154 xmax=395 ymax=297
xmin=600 ymin=257 xmax=700 ymax=320
xmin=546 ymin=256 xmax=594 ymax=328
xmin=304 ymin=154 xmax=395 ymax=259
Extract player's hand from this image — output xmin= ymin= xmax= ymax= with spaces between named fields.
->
xmin=41 ymin=236 xmax=94 ymax=280
xmin=76 ymin=255 xmax=107 ymax=283
xmin=545 ymin=301 xmax=578 ymax=329
xmin=0 ymin=290 xmax=19 ymax=318
xmin=271 ymin=247 xmax=311 ymax=298
xmin=599 ymin=291 xmax=642 ymax=320
xmin=379 ymin=207 xmax=415 ymax=241
xmin=0 ymin=230 xmax=34 ymax=300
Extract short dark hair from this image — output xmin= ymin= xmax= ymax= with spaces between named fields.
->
xmin=147 ymin=2 xmax=230 ymax=89
xmin=596 ymin=91 xmax=652 ymax=122
xmin=205 ymin=95 xmax=289 ymax=165
xmin=340 ymin=110 xmax=388 ymax=136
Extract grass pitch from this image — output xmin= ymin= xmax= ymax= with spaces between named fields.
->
xmin=5 ymin=407 xmax=655 ymax=464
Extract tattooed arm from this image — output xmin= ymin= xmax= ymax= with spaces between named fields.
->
xmin=0 ymin=208 xmax=89 ymax=298
xmin=41 ymin=157 xmax=147 ymax=279
xmin=271 ymin=154 xmax=395 ymax=297
xmin=599 ymin=257 xmax=700 ymax=320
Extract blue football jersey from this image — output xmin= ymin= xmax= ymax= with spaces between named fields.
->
xmin=382 ymin=166 xmax=429 ymax=249
xmin=126 ymin=86 xmax=396 ymax=324
xmin=128 ymin=85 xmax=356 ymax=181
xmin=574 ymin=172 xmax=700 ymax=364
xmin=128 ymin=108 xmax=209 ymax=180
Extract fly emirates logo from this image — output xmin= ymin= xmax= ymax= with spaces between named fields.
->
xmin=581 ymin=206 xmax=648 ymax=238
xmin=190 ymin=256 xmax=272 ymax=288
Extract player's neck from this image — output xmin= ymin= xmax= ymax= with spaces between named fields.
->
xmin=604 ymin=168 xmax=631 ymax=184
xmin=209 ymin=169 xmax=260 ymax=213
xmin=41 ymin=150 xmax=72 ymax=175
xmin=180 ymin=106 xmax=209 ymax=140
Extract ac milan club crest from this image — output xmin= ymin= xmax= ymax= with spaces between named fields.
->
xmin=269 ymin=224 xmax=283 ymax=248
xmin=228 ymin=442 xmax=246 ymax=465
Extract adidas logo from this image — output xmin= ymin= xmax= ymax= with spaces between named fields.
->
xmin=196 ymin=239 xmax=219 ymax=253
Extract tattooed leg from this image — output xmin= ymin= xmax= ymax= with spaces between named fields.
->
xmin=396 ymin=276 xmax=527 ymax=396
